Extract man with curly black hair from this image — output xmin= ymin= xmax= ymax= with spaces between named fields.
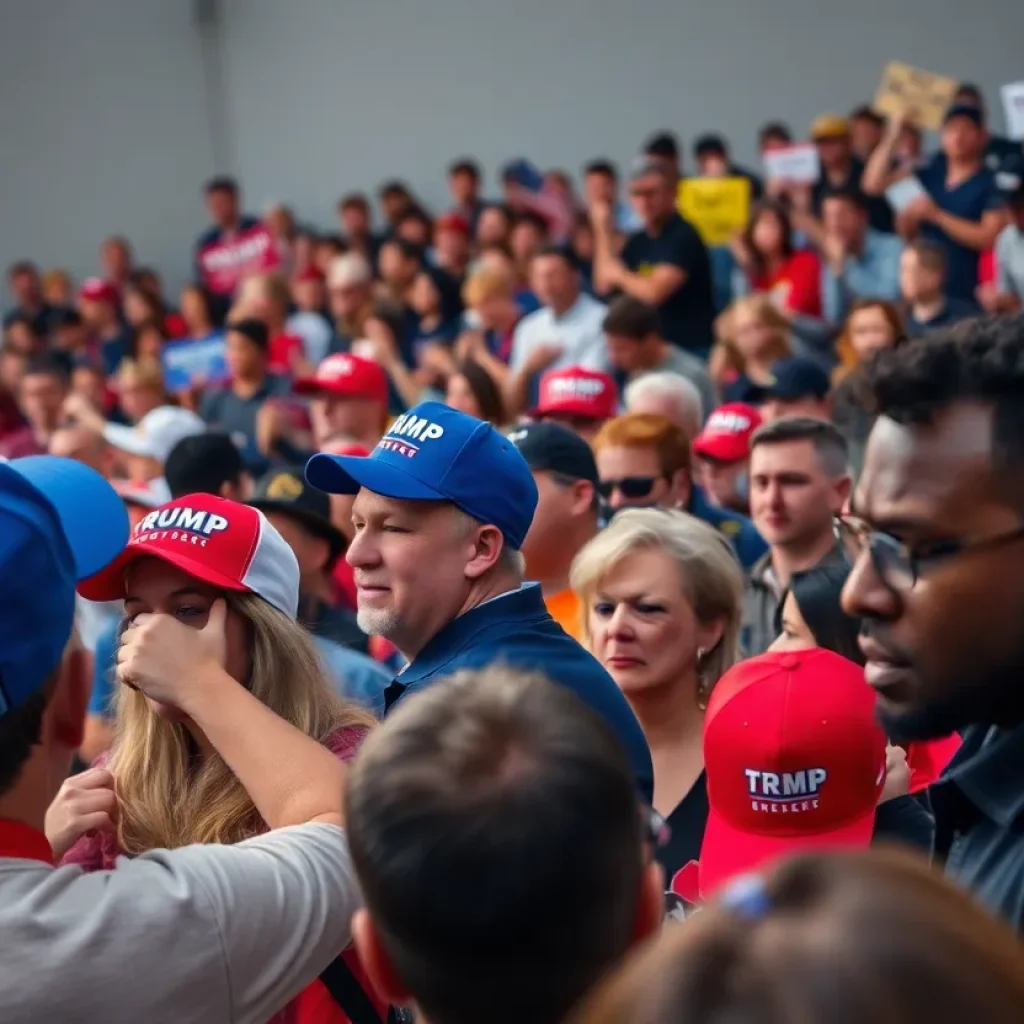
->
xmin=839 ymin=313 xmax=1024 ymax=930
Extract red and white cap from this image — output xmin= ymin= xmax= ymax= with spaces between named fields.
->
xmin=692 ymin=403 xmax=762 ymax=464
xmin=78 ymin=276 xmax=120 ymax=305
xmin=698 ymin=648 xmax=886 ymax=899
xmin=532 ymin=366 xmax=618 ymax=422
xmin=294 ymin=353 xmax=389 ymax=404
xmin=78 ymin=493 xmax=300 ymax=618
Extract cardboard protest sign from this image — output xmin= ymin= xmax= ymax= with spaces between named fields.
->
xmin=678 ymin=177 xmax=751 ymax=247
xmin=874 ymin=61 xmax=959 ymax=131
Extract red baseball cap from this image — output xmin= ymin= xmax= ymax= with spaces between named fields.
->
xmin=293 ymin=353 xmax=389 ymax=404
xmin=78 ymin=277 xmax=119 ymax=306
xmin=435 ymin=212 xmax=471 ymax=236
xmin=293 ymin=265 xmax=325 ymax=285
xmin=692 ymin=403 xmax=762 ymax=463
xmin=698 ymin=648 xmax=886 ymax=898
xmin=78 ymin=493 xmax=300 ymax=618
xmin=532 ymin=367 xmax=618 ymax=422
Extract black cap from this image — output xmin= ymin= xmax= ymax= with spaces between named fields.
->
xmin=943 ymin=104 xmax=984 ymax=128
xmin=250 ymin=466 xmax=346 ymax=565
xmin=507 ymin=421 xmax=599 ymax=485
xmin=752 ymin=357 xmax=831 ymax=402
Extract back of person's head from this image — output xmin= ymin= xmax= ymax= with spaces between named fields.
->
xmin=346 ymin=666 xmax=659 ymax=1024
xmin=623 ymin=372 xmax=703 ymax=440
xmin=573 ymin=849 xmax=1024 ymax=1024
xmin=226 ymin=316 xmax=270 ymax=352
xmin=463 ymin=262 xmax=515 ymax=306
xmin=602 ymin=296 xmax=661 ymax=341
xmin=164 ymin=432 xmax=246 ymax=498
xmin=907 ymin=238 xmax=947 ymax=277
xmin=593 ymin=413 xmax=692 ymax=478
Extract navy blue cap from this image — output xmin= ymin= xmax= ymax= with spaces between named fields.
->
xmin=305 ymin=401 xmax=539 ymax=550
xmin=752 ymin=357 xmax=831 ymax=402
xmin=943 ymin=104 xmax=984 ymax=128
xmin=0 ymin=456 xmax=129 ymax=716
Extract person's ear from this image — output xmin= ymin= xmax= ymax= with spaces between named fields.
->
xmin=832 ymin=473 xmax=853 ymax=513
xmin=464 ymin=524 xmax=506 ymax=580
xmin=632 ymin=859 xmax=665 ymax=947
xmin=695 ymin=616 xmax=726 ymax=657
xmin=49 ymin=645 xmax=91 ymax=752
xmin=670 ymin=468 xmax=691 ymax=509
xmin=351 ymin=908 xmax=414 ymax=1007
xmin=569 ymin=480 xmax=595 ymax=518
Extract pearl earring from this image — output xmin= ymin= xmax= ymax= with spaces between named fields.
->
xmin=697 ymin=647 xmax=707 ymax=661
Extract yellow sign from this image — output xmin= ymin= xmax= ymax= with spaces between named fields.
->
xmin=874 ymin=61 xmax=960 ymax=131
xmin=677 ymin=177 xmax=751 ymax=248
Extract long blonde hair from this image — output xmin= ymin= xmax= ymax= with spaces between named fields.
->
xmin=109 ymin=592 xmax=374 ymax=853
xmin=709 ymin=294 xmax=792 ymax=384
xmin=569 ymin=508 xmax=743 ymax=698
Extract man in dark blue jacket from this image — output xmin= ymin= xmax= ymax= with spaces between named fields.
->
xmin=306 ymin=401 xmax=654 ymax=802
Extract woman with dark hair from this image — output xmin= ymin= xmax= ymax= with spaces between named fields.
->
xmin=732 ymin=200 xmax=822 ymax=317
xmin=445 ymin=358 xmax=506 ymax=425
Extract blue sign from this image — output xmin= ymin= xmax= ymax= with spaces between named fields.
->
xmin=162 ymin=333 xmax=228 ymax=392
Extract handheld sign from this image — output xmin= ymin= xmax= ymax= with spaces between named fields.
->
xmin=162 ymin=333 xmax=228 ymax=392
xmin=678 ymin=177 xmax=752 ymax=247
xmin=874 ymin=61 xmax=959 ymax=131
xmin=885 ymin=176 xmax=929 ymax=213
xmin=1001 ymin=82 xmax=1024 ymax=141
xmin=762 ymin=144 xmax=820 ymax=185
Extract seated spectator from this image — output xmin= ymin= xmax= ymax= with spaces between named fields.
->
xmin=510 ymin=211 xmax=550 ymax=288
xmin=446 ymin=158 xmax=486 ymax=232
xmin=571 ymin=508 xmax=743 ymax=895
xmin=396 ymin=209 xmax=433 ymax=251
xmin=692 ymin=133 xmax=763 ymax=198
xmin=123 ymin=277 xmax=186 ymax=340
xmin=692 ymin=402 xmax=762 ymax=516
xmin=603 ymin=296 xmax=717 ymax=420
xmin=263 ymin=202 xmax=297 ymax=269
xmin=977 ymin=160 xmax=1024 ymax=314
xmin=444 ymin=358 xmax=506 ymax=425
xmin=576 ymin=849 xmax=1024 ymax=1024
xmin=0 ymin=325 xmax=33 ymax=398
xmin=16 ymin=355 xmax=70 ymax=454
xmin=593 ymin=158 xmax=715 ymax=354
xmin=743 ymin=417 xmax=850 ymax=655
xmin=570 ymin=213 xmax=596 ymax=291
xmin=127 ymin=317 xmax=169 ymax=366
xmin=849 ymin=104 xmax=885 ymax=162
xmin=433 ymin=211 xmax=472 ymax=282
xmin=582 ymin=159 xmax=641 ymax=233
xmin=819 ymin=185 xmax=903 ymax=324
xmin=98 ymin=235 xmax=131 ymax=293
xmin=710 ymin=295 xmax=792 ymax=404
xmin=474 ymin=204 xmax=512 ymax=250
xmin=336 ymin=192 xmax=380 ymax=265
xmin=42 ymin=267 xmax=74 ymax=310
xmin=409 ymin=266 xmax=462 ymax=357
xmin=456 ymin=263 xmax=521 ymax=387
xmin=530 ymin=366 xmax=618 ymax=443
xmin=78 ymin=277 xmax=131 ymax=375
xmin=864 ymin=107 xmax=1004 ymax=302
xmin=3 ymin=260 xmax=60 ymax=337
xmin=176 ymin=283 xmax=225 ymax=356
xmin=623 ymin=371 xmax=704 ymax=440
xmin=752 ymin=355 xmax=832 ymax=422
xmin=287 ymin=266 xmax=332 ymax=366
xmin=592 ymin=413 xmax=767 ymax=569
xmin=509 ymin=421 xmax=601 ymax=638
xmin=236 ymin=271 xmax=307 ymax=376
xmin=642 ymin=130 xmax=682 ymax=180
xmin=326 ymin=253 xmax=375 ymax=354
xmin=346 ymin=666 xmax=663 ymax=1024
xmin=758 ymin=120 xmax=793 ymax=154
xmin=51 ymin=308 xmax=90 ymax=360
xmin=164 ymin=430 xmax=251 ymax=500
xmin=733 ymin=200 xmax=822 ymax=317
xmin=900 ymin=239 xmax=979 ymax=337
xmin=378 ymin=180 xmax=419 ymax=232
xmin=475 ymin=241 xmax=541 ymax=315
xmin=112 ymin=357 xmax=167 ymax=424
xmin=199 ymin=318 xmax=291 ymax=472
xmin=505 ymin=247 xmax=609 ymax=416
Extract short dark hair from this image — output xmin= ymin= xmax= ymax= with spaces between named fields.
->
xmin=346 ymin=667 xmax=645 ymax=1024
xmin=53 ymin=308 xmax=84 ymax=329
xmin=907 ymin=238 xmax=947 ymax=276
xmin=226 ymin=317 xmax=269 ymax=351
xmin=821 ymin=183 xmax=868 ymax=211
xmin=858 ymin=315 xmax=1024 ymax=505
xmin=512 ymin=210 xmax=549 ymax=237
xmin=23 ymin=353 xmax=70 ymax=383
xmin=204 ymin=175 xmax=238 ymax=196
xmin=644 ymin=131 xmax=680 ymax=160
xmin=776 ymin=562 xmax=862 ymax=666
xmin=759 ymin=121 xmax=793 ymax=147
xmin=955 ymin=82 xmax=985 ymax=109
xmin=602 ymin=296 xmax=661 ymax=340
xmin=380 ymin=236 xmax=423 ymax=265
xmin=694 ymin=133 xmax=728 ymax=159
xmin=448 ymin=159 xmax=480 ymax=181
xmin=583 ymin=159 xmax=617 ymax=181
xmin=531 ymin=244 xmax=579 ymax=272
xmin=849 ymin=104 xmax=885 ymax=128
xmin=338 ymin=192 xmax=370 ymax=213
xmin=7 ymin=260 xmax=38 ymax=281
xmin=164 ymin=432 xmax=245 ymax=498
xmin=379 ymin=180 xmax=412 ymax=200
xmin=751 ymin=417 xmax=850 ymax=477
xmin=4 ymin=313 xmax=41 ymax=341
xmin=0 ymin=687 xmax=51 ymax=796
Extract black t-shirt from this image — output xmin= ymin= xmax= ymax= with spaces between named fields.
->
xmin=657 ymin=770 xmax=710 ymax=917
xmin=812 ymin=157 xmax=894 ymax=234
xmin=622 ymin=213 xmax=716 ymax=353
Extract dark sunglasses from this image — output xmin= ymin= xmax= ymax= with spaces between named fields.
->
xmin=597 ymin=476 xmax=661 ymax=500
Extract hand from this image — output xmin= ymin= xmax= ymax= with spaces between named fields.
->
xmin=117 ymin=599 xmax=229 ymax=712
xmin=904 ymin=194 xmax=938 ymax=224
xmin=255 ymin=401 xmax=285 ymax=454
xmin=588 ymin=200 xmax=614 ymax=233
xmin=729 ymin=232 xmax=754 ymax=268
xmin=364 ymin=317 xmax=401 ymax=368
xmin=879 ymin=744 xmax=911 ymax=804
xmin=45 ymin=767 xmax=118 ymax=860
xmin=455 ymin=330 xmax=486 ymax=362
xmin=821 ymin=233 xmax=848 ymax=273
xmin=523 ymin=342 xmax=564 ymax=376
xmin=418 ymin=342 xmax=456 ymax=378
xmin=975 ymin=282 xmax=1003 ymax=314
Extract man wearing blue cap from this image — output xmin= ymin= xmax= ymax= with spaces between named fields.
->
xmin=0 ymin=457 xmax=366 ymax=1020
xmin=306 ymin=401 xmax=654 ymax=801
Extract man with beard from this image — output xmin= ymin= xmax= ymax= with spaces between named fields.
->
xmin=841 ymin=314 xmax=1024 ymax=930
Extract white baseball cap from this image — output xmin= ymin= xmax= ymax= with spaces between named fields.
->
xmin=104 ymin=407 xmax=207 ymax=463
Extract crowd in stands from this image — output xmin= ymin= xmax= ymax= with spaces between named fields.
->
xmin=2 ymin=76 xmax=1024 ymax=1024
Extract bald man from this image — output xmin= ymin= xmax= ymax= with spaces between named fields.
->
xmin=48 ymin=424 xmax=113 ymax=476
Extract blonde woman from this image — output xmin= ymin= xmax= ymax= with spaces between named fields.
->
xmin=570 ymin=508 xmax=743 ymax=890
xmin=709 ymin=294 xmax=792 ymax=404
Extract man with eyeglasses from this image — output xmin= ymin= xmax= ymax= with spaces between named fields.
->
xmin=840 ymin=314 xmax=1024 ymax=932
xmin=591 ymin=412 xmax=767 ymax=570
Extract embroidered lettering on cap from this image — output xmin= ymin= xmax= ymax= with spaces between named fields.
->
xmin=138 ymin=507 xmax=230 ymax=538
xmin=389 ymin=413 xmax=446 ymax=442
xmin=744 ymin=768 xmax=827 ymax=814
xmin=709 ymin=411 xmax=752 ymax=433
xmin=550 ymin=377 xmax=605 ymax=398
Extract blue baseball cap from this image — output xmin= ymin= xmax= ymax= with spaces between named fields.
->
xmin=751 ymin=357 xmax=831 ymax=403
xmin=305 ymin=401 xmax=539 ymax=549
xmin=0 ymin=456 xmax=129 ymax=716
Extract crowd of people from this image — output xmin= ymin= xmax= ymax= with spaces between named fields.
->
xmin=2 ymin=78 xmax=1024 ymax=1023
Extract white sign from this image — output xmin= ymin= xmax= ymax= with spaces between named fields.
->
xmin=1001 ymin=81 xmax=1024 ymax=141
xmin=762 ymin=143 xmax=821 ymax=185
xmin=885 ymin=175 xmax=929 ymax=213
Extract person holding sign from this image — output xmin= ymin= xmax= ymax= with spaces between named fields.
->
xmin=863 ymin=107 xmax=1005 ymax=302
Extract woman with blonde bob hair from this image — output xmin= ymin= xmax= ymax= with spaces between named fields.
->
xmin=708 ymin=294 xmax=792 ymax=403
xmin=570 ymin=508 xmax=743 ymax=885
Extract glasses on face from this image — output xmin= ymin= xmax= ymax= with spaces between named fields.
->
xmin=597 ymin=476 xmax=662 ymax=501
xmin=835 ymin=514 xmax=1024 ymax=589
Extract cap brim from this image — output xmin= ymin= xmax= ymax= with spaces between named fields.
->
xmin=693 ymin=438 xmax=748 ymax=463
xmin=698 ymin=807 xmax=876 ymax=900
xmin=305 ymin=452 xmax=448 ymax=501
xmin=10 ymin=456 xmax=130 ymax=581
xmin=103 ymin=423 xmax=155 ymax=458
xmin=78 ymin=542 xmax=253 ymax=604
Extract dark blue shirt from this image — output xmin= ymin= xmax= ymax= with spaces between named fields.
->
xmin=918 ymin=155 xmax=1002 ymax=301
xmin=383 ymin=583 xmax=654 ymax=804
xmin=905 ymin=296 xmax=980 ymax=337
xmin=689 ymin=486 xmax=768 ymax=571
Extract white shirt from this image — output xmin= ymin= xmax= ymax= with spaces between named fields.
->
xmin=509 ymin=293 xmax=610 ymax=374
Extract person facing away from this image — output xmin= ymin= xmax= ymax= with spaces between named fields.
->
xmin=0 ymin=456 xmax=361 ymax=1023
xmin=305 ymin=400 xmax=654 ymax=802
xmin=839 ymin=314 xmax=1024 ymax=932
xmin=346 ymin=666 xmax=664 ymax=1024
